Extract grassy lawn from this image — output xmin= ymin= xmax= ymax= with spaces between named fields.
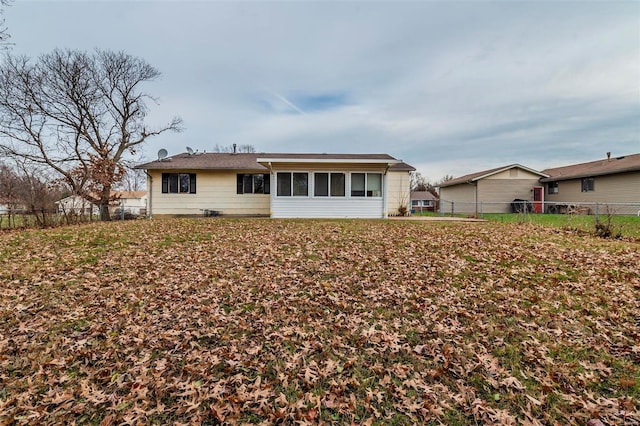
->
xmin=417 ymin=211 xmax=640 ymax=240
xmin=1 ymin=218 xmax=638 ymax=424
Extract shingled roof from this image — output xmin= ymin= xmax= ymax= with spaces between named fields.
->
xmin=136 ymin=153 xmax=267 ymax=171
xmin=540 ymin=153 xmax=640 ymax=182
xmin=438 ymin=164 xmax=547 ymax=188
xmin=136 ymin=152 xmax=412 ymax=171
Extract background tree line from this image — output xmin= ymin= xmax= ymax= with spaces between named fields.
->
xmin=0 ymin=160 xmax=64 ymax=227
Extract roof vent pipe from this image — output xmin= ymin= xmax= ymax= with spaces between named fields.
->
xmin=233 ymin=143 xmax=237 ymax=154
xmin=606 ymin=151 xmax=611 ymax=161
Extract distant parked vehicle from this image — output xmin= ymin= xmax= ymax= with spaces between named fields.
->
xmin=511 ymin=199 xmax=532 ymax=213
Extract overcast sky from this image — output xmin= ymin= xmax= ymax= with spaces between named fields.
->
xmin=4 ymin=0 xmax=639 ymax=181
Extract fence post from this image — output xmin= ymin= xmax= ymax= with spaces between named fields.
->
xmin=451 ymin=201 xmax=454 ymax=217
xmin=595 ymin=202 xmax=599 ymax=225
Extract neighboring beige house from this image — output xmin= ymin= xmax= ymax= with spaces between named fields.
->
xmin=540 ymin=153 xmax=640 ymax=214
xmin=438 ymin=165 xmax=549 ymax=214
xmin=135 ymin=152 xmax=415 ymax=218
xmin=438 ymin=153 xmax=639 ymax=216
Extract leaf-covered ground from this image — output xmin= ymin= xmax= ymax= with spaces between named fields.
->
xmin=1 ymin=218 xmax=638 ymax=425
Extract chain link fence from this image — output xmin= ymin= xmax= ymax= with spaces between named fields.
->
xmin=0 ymin=207 xmax=142 ymax=229
xmin=439 ymin=200 xmax=640 ymax=218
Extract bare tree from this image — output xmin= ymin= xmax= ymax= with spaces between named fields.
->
xmin=13 ymin=160 xmax=63 ymax=226
xmin=0 ymin=49 xmax=181 ymax=220
xmin=410 ymin=171 xmax=439 ymax=198
xmin=0 ymin=160 xmax=19 ymax=226
xmin=0 ymin=159 xmax=63 ymax=227
xmin=410 ymin=171 xmax=428 ymax=191
xmin=0 ymin=0 xmax=11 ymax=49
xmin=212 ymin=144 xmax=256 ymax=153
xmin=119 ymin=166 xmax=147 ymax=192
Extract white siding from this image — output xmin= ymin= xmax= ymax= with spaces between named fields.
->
xmin=119 ymin=196 xmax=147 ymax=214
xmin=269 ymin=167 xmax=390 ymax=218
xmin=271 ymin=197 xmax=384 ymax=218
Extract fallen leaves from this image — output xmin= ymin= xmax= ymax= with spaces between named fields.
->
xmin=0 ymin=218 xmax=638 ymax=424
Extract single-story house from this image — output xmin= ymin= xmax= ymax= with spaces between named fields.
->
xmin=0 ymin=198 xmax=11 ymax=214
xmin=55 ymin=191 xmax=147 ymax=216
xmin=438 ymin=152 xmax=639 ymax=215
xmin=135 ymin=152 xmax=415 ymax=218
xmin=114 ymin=191 xmax=148 ymax=215
xmin=540 ymin=153 xmax=640 ymax=215
xmin=0 ymin=198 xmax=26 ymax=214
xmin=438 ymin=164 xmax=548 ymax=214
xmin=410 ymin=191 xmax=438 ymax=212
xmin=55 ymin=195 xmax=100 ymax=215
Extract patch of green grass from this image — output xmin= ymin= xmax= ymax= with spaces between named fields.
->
xmin=413 ymin=211 xmax=640 ymax=239
xmin=480 ymin=213 xmax=640 ymax=239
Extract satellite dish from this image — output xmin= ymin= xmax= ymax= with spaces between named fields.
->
xmin=157 ymin=148 xmax=168 ymax=160
xmin=186 ymin=146 xmax=194 ymax=155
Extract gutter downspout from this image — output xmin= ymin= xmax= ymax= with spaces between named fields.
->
xmin=266 ymin=162 xmax=274 ymax=218
xmin=144 ymin=171 xmax=153 ymax=219
xmin=382 ymin=164 xmax=390 ymax=219
xmin=472 ymin=181 xmax=478 ymax=216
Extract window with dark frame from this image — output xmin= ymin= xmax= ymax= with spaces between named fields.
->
xmin=351 ymin=173 xmax=365 ymax=197
xmin=314 ymin=173 xmax=329 ymax=197
xmin=236 ymin=174 xmax=270 ymax=194
xmin=548 ymin=181 xmax=559 ymax=194
xmin=330 ymin=173 xmax=346 ymax=197
xmin=162 ymin=173 xmax=196 ymax=194
xmin=292 ymin=173 xmax=308 ymax=196
xmin=276 ymin=172 xmax=309 ymax=196
xmin=581 ymin=177 xmax=594 ymax=192
xmin=277 ymin=172 xmax=292 ymax=196
xmin=314 ymin=172 xmax=345 ymax=197
xmin=367 ymin=173 xmax=382 ymax=197
xmin=351 ymin=173 xmax=382 ymax=197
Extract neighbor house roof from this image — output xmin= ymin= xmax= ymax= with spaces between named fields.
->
xmin=136 ymin=152 xmax=413 ymax=171
xmin=438 ymin=164 xmax=548 ymax=188
xmin=56 ymin=191 xmax=147 ymax=205
xmin=113 ymin=191 xmax=147 ymax=199
xmin=410 ymin=191 xmax=437 ymax=201
xmin=540 ymin=153 xmax=640 ymax=182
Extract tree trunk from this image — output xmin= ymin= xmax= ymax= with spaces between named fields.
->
xmin=99 ymin=187 xmax=112 ymax=221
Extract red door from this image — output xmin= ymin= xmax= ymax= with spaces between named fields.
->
xmin=532 ymin=187 xmax=543 ymax=213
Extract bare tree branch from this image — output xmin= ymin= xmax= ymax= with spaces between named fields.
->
xmin=0 ymin=48 xmax=182 ymax=220
xmin=0 ymin=0 xmax=12 ymax=49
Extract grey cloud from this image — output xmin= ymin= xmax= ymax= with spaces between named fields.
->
xmin=5 ymin=1 xmax=639 ymax=179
